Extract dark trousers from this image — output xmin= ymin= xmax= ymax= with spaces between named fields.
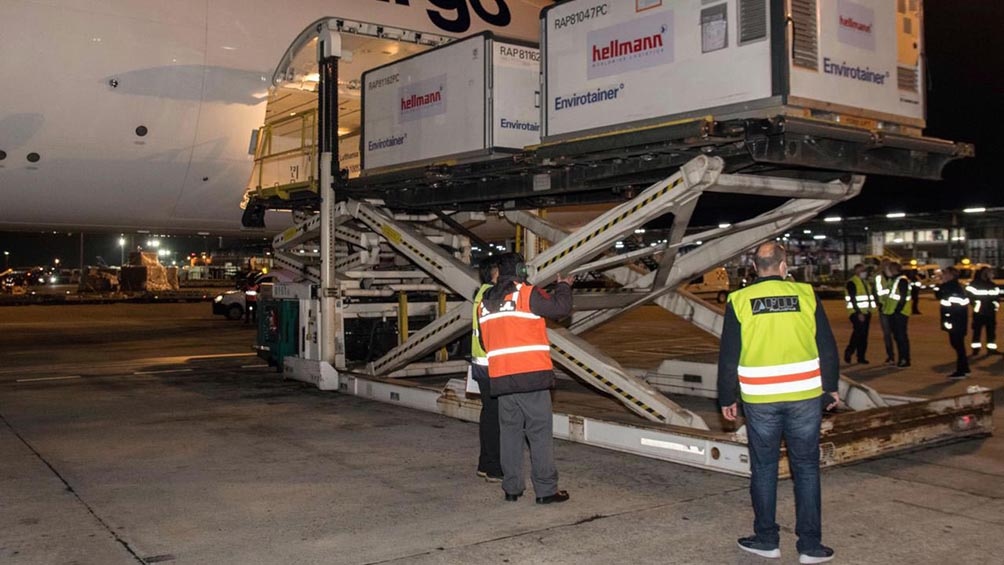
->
xmin=948 ymin=331 xmax=970 ymax=374
xmin=972 ymin=315 xmax=997 ymax=352
xmin=845 ymin=313 xmax=871 ymax=362
xmin=879 ymin=313 xmax=895 ymax=360
xmin=499 ymin=389 xmax=558 ymax=498
xmin=889 ymin=313 xmax=910 ymax=363
xmin=471 ymin=364 xmax=502 ymax=477
xmin=744 ymin=397 xmax=824 ymax=553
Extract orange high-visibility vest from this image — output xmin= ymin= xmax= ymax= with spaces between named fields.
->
xmin=478 ymin=283 xmax=552 ymax=378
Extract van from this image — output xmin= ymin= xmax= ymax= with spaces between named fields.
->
xmin=685 ymin=267 xmax=730 ymax=304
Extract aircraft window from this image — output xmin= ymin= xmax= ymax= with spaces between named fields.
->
xmin=0 ymin=150 xmax=6 ymax=160
xmin=136 ymin=125 xmax=148 ymax=137
xmin=26 ymin=152 xmax=40 ymax=163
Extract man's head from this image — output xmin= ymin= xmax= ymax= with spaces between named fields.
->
xmin=478 ymin=256 xmax=500 ymax=285
xmin=943 ymin=266 xmax=959 ymax=282
xmin=881 ymin=258 xmax=892 ymax=276
xmin=753 ymin=242 xmax=787 ymax=278
xmin=890 ymin=262 xmax=902 ymax=275
xmin=496 ymin=252 xmax=528 ymax=282
xmin=853 ymin=263 xmax=866 ymax=277
xmin=977 ymin=267 xmax=992 ymax=282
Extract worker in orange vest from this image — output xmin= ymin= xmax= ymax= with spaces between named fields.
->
xmin=477 ymin=253 xmax=573 ymax=504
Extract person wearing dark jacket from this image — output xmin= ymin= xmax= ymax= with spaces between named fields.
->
xmin=967 ymin=267 xmax=1000 ymax=355
xmin=470 ymin=257 xmax=501 ymax=482
xmin=477 ymin=253 xmax=573 ymax=504
xmin=938 ymin=267 xmax=971 ymax=379
xmin=718 ymin=243 xmax=840 ymax=564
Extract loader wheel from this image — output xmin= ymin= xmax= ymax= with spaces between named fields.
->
xmin=226 ymin=304 xmax=244 ymax=321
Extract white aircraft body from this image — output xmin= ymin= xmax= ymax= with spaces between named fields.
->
xmin=0 ymin=0 xmax=547 ymax=235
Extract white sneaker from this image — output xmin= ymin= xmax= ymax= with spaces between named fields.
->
xmin=799 ymin=545 xmax=835 ymax=564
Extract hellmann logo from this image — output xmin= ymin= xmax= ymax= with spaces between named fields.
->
xmin=554 ymin=84 xmax=624 ymax=112
xmin=592 ymin=27 xmax=665 ymax=63
xmin=839 ymin=16 xmax=871 ymax=33
xmin=401 ymin=90 xmax=442 ymax=112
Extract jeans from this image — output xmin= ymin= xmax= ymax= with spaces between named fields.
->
xmin=846 ymin=313 xmax=870 ymax=361
xmin=471 ymin=364 xmax=502 ymax=476
xmin=744 ymin=396 xmax=824 ymax=553
xmin=890 ymin=313 xmax=910 ymax=363
xmin=879 ymin=313 xmax=894 ymax=360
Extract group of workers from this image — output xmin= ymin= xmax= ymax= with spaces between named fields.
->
xmin=470 ymin=244 xmax=840 ymax=563
xmin=844 ymin=258 xmax=1000 ymax=379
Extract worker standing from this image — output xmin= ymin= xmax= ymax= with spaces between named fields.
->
xmin=477 ymin=253 xmax=572 ymax=504
xmin=885 ymin=262 xmax=912 ymax=367
xmin=243 ymin=274 xmax=259 ymax=324
xmin=874 ymin=259 xmax=896 ymax=364
xmin=470 ymin=257 xmax=502 ymax=482
xmin=843 ymin=263 xmax=874 ymax=364
xmin=718 ymin=242 xmax=840 ymax=564
xmin=938 ymin=267 xmax=971 ymax=379
xmin=967 ymin=267 xmax=1000 ymax=355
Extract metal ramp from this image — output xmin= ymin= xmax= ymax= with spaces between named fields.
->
xmin=243 ymin=21 xmax=990 ymax=477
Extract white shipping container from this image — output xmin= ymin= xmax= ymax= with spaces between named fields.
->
xmin=361 ymin=33 xmax=540 ymax=173
xmin=542 ymin=0 xmax=925 ymax=142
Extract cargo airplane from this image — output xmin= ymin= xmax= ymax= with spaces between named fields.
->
xmin=0 ymin=0 xmax=550 ymax=235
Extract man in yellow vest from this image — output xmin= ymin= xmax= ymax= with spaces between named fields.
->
xmin=843 ymin=263 xmax=875 ymax=364
xmin=719 ymin=242 xmax=840 ymax=564
xmin=874 ymin=259 xmax=896 ymax=364
xmin=471 ymin=256 xmax=502 ymax=482
xmin=885 ymin=262 xmax=912 ymax=367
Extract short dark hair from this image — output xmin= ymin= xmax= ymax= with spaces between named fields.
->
xmin=478 ymin=256 xmax=499 ymax=285
xmin=944 ymin=266 xmax=959 ymax=277
xmin=753 ymin=243 xmax=786 ymax=272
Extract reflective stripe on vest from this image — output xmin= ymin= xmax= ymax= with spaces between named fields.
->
xmin=478 ymin=283 xmax=553 ymax=378
xmin=940 ymin=296 xmax=970 ymax=307
xmin=728 ymin=280 xmax=823 ymax=404
xmin=845 ymin=276 xmax=875 ymax=312
xmin=883 ymin=276 xmax=912 ymax=316
xmin=471 ymin=284 xmax=493 ymax=364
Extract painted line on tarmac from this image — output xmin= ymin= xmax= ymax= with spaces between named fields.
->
xmin=133 ymin=369 xmax=193 ymax=375
xmin=241 ymin=364 xmax=270 ymax=369
xmin=186 ymin=353 xmax=257 ymax=360
xmin=15 ymin=375 xmax=82 ymax=383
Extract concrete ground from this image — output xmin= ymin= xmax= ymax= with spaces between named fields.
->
xmin=0 ymin=300 xmax=1002 ymax=564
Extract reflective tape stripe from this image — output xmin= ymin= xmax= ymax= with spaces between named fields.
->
xmin=971 ymin=343 xmax=982 ymax=349
xmin=738 ymin=358 xmax=820 ymax=378
xmin=472 ymin=357 xmax=489 ymax=366
xmin=479 ymin=311 xmax=541 ymax=323
xmin=940 ymin=296 xmax=970 ymax=306
xmin=988 ymin=343 xmax=999 ymax=350
xmin=740 ymin=376 xmax=822 ymax=396
xmin=740 ymin=368 xmax=820 ymax=385
xmin=486 ymin=344 xmax=552 ymax=358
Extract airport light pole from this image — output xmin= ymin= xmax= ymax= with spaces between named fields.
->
xmin=119 ymin=237 xmax=126 ymax=266
xmin=3 ymin=251 xmax=8 ymax=269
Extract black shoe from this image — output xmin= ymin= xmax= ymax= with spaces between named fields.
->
xmin=535 ymin=490 xmax=569 ymax=504
xmin=504 ymin=492 xmax=522 ymax=502
xmin=897 ymin=360 xmax=911 ymax=367
xmin=737 ymin=536 xmax=780 ymax=559
xmin=989 ymin=349 xmax=1000 ymax=356
xmin=971 ymin=349 xmax=981 ymax=356
xmin=885 ymin=357 xmax=895 ymax=365
xmin=844 ymin=350 xmax=853 ymax=364
xmin=799 ymin=545 xmax=835 ymax=564
xmin=858 ymin=359 xmax=870 ymax=364
xmin=948 ymin=371 xmax=969 ymax=380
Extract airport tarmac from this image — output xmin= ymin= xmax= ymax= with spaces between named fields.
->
xmin=1 ymin=299 xmax=1002 ymax=564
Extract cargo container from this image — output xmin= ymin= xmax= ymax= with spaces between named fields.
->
xmin=361 ymin=32 xmax=541 ymax=174
xmin=541 ymin=0 xmax=925 ymax=142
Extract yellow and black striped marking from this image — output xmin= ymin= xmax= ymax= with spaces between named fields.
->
xmin=358 ymin=208 xmax=443 ymax=272
xmin=374 ymin=313 xmax=464 ymax=372
xmin=551 ymin=344 xmax=666 ymax=422
xmin=537 ymin=177 xmax=684 ymax=271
